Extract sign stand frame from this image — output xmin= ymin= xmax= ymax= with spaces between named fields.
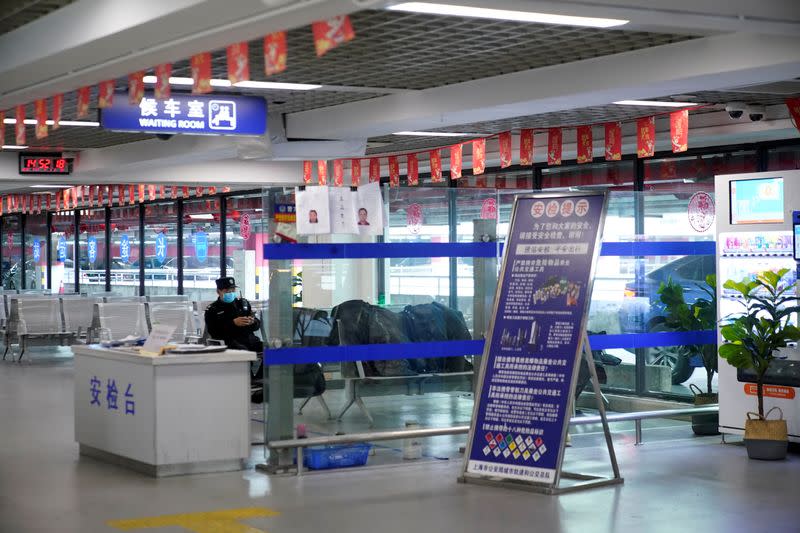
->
xmin=459 ymin=191 xmax=623 ymax=495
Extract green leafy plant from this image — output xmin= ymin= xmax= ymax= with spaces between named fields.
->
xmin=719 ymin=269 xmax=800 ymax=418
xmin=649 ymin=274 xmax=717 ymax=394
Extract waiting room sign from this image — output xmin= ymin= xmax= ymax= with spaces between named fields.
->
xmin=100 ymin=92 xmax=267 ymax=136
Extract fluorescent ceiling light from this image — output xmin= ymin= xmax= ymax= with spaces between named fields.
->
xmin=143 ymin=75 xmax=319 ymax=91
xmin=2 ymin=145 xmax=28 ymax=150
xmin=189 ymin=213 xmax=214 ymax=220
xmin=393 ymin=131 xmax=477 ymax=137
xmin=234 ymin=80 xmax=321 ymax=90
xmin=30 ymin=184 xmax=72 ymax=189
xmin=613 ymin=100 xmax=699 ymax=107
xmin=4 ymin=118 xmax=98 ymax=126
xmin=387 ymin=2 xmax=628 ymax=28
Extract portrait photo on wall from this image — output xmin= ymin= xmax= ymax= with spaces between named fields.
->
xmin=296 ymin=186 xmax=331 ymax=235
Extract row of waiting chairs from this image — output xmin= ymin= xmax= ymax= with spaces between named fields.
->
xmin=1 ymin=295 xmax=218 ymax=362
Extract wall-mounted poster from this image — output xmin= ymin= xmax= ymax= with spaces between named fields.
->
xmin=329 ymin=187 xmax=358 ymax=234
xmin=355 ymin=182 xmax=384 ymax=236
xmin=296 ymin=186 xmax=331 ymax=235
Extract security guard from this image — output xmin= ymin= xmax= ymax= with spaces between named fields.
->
xmin=204 ymin=276 xmax=263 ymax=353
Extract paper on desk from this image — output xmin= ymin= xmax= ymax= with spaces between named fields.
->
xmin=140 ymin=324 xmax=177 ymax=356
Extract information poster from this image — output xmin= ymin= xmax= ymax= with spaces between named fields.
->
xmin=464 ymin=193 xmax=606 ymax=485
xmin=296 ymin=186 xmax=331 ymax=235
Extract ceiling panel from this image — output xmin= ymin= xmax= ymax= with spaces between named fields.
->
xmin=0 ymin=0 xmax=76 ymax=35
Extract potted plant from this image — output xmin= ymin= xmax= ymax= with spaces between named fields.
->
xmin=719 ymin=268 xmax=799 ymax=460
xmin=649 ymin=274 xmax=718 ymax=435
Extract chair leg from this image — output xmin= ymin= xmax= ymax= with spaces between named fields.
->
xmin=316 ymin=395 xmax=333 ymax=420
xmin=298 ymin=396 xmax=313 ymax=415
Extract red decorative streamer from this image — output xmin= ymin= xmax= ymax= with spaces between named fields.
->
xmin=430 ymin=150 xmax=442 ymax=183
xmin=226 ymin=42 xmax=250 ymax=85
xmin=450 ymin=144 xmax=463 ymax=180
xmin=317 ymin=160 xmax=328 ymax=185
xmin=128 ymin=71 xmax=145 ymax=105
xmin=369 ymin=158 xmax=380 ymax=183
xmin=333 ymin=160 xmax=344 ymax=187
xmin=264 ymin=32 xmax=288 ymax=76
xmin=637 ymin=116 xmax=656 ymax=158
xmin=190 ymin=52 xmax=213 ymax=94
xmin=98 ymin=80 xmax=115 ymax=108
xmin=351 ymin=159 xmax=362 ymax=186
xmin=576 ymin=125 xmax=593 ymax=164
xmin=499 ymin=131 xmax=512 ymax=168
xmin=407 ymin=154 xmax=419 ymax=186
xmin=604 ymin=122 xmax=622 ymax=161
xmin=547 ymin=128 xmax=562 ymax=166
xmin=312 ymin=15 xmax=355 ymax=57
xmin=154 ymin=63 xmax=172 ymax=100
xmin=670 ymin=110 xmax=688 ymax=153
xmin=472 ymin=138 xmax=486 ymax=175
xmin=520 ymin=129 xmax=534 ymax=166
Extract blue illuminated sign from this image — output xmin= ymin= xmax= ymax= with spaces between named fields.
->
xmin=155 ymin=233 xmax=168 ymax=265
xmin=195 ymin=232 xmax=208 ymax=264
xmin=32 ymin=239 xmax=40 ymax=263
xmin=101 ymin=92 xmax=267 ymax=136
xmin=120 ymin=235 xmax=130 ymax=264
xmin=87 ymin=236 xmax=98 ymax=264
xmin=57 ymin=236 xmax=67 ymax=262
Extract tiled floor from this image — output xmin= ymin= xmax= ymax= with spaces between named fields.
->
xmin=2 ymin=350 xmax=799 ymax=533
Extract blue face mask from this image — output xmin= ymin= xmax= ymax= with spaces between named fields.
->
xmin=222 ymin=292 xmax=236 ymax=304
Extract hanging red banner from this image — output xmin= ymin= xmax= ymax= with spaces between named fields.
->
xmin=430 ymin=150 xmax=442 ymax=183
xmin=52 ymin=94 xmax=63 ymax=130
xmin=369 ymin=158 xmax=380 ymax=183
xmin=520 ymin=129 xmax=534 ymax=166
xmin=98 ymin=80 xmax=115 ymax=108
xmin=196 ymin=186 xmax=204 ymax=198
xmin=148 ymin=184 xmax=157 ymax=201
xmin=97 ymin=186 xmax=103 ymax=206
xmin=77 ymin=87 xmax=91 ymax=118
xmin=182 ymin=186 xmax=189 ymax=199
xmin=499 ymin=131 xmax=512 ymax=168
xmin=788 ymin=97 xmax=800 ymax=134
xmin=312 ymin=15 xmax=355 ymax=57
xmin=159 ymin=185 xmax=165 ymax=199
xmin=37 ymin=194 xmax=42 ymax=214
xmin=138 ymin=184 xmax=145 ymax=203
xmin=171 ymin=186 xmax=178 ymax=200
xmin=472 ymin=138 xmax=486 ymax=175
xmin=407 ymin=153 xmax=419 ymax=186
xmin=46 ymin=194 xmax=52 ymax=211
xmin=449 ymin=144 xmax=463 ymax=180
xmin=388 ymin=156 xmax=400 ymax=187
xmin=35 ymin=99 xmax=48 ymax=140
xmin=7 ymin=196 xmax=12 ymax=213
xmin=333 ymin=160 xmax=344 ymax=187
xmin=317 ymin=160 xmax=328 ymax=185
xmin=226 ymin=42 xmax=250 ymax=85
xmin=303 ymin=161 xmax=313 ymax=184
xmin=604 ymin=122 xmax=622 ymax=161
xmin=264 ymin=31 xmax=288 ymax=76
xmin=190 ymin=52 xmax=213 ymax=94
xmin=128 ymin=71 xmax=145 ymax=105
xmin=71 ymin=187 xmax=78 ymax=209
xmin=576 ymin=125 xmax=593 ymax=164
xmin=547 ymin=128 xmax=562 ymax=166
xmin=351 ymin=159 xmax=362 ymax=186
xmin=129 ymin=185 xmax=136 ymax=206
xmin=15 ymin=105 xmax=26 ymax=146
xmin=208 ymin=186 xmax=217 ymax=196
xmin=222 ymin=187 xmax=231 ymax=193
xmin=670 ymin=110 xmax=689 ymax=153
xmin=637 ymin=116 xmax=656 ymax=158
xmin=21 ymin=195 xmax=27 ymax=214
xmin=154 ymin=63 xmax=172 ymax=100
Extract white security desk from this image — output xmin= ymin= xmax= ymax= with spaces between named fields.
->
xmin=73 ymin=345 xmax=256 ymax=477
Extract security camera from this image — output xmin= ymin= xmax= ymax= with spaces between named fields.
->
xmin=747 ymin=105 xmax=766 ymax=122
xmin=725 ymin=102 xmax=747 ymax=120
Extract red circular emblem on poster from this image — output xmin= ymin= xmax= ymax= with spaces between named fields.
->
xmin=240 ymin=213 xmax=252 ymax=240
xmin=480 ymin=198 xmax=497 ymax=220
xmin=687 ymin=192 xmax=715 ymax=232
xmin=406 ymin=203 xmax=423 ymax=235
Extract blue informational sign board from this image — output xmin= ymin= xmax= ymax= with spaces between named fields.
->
xmin=464 ymin=193 xmax=607 ymax=486
xmin=87 ymin=236 xmax=98 ymax=264
xmin=100 ymin=92 xmax=267 ymax=136
xmin=195 ymin=232 xmax=208 ymax=264
xmin=57 ymin=236 xmax=67 ymax=263
xmin=120 ymin=235 xmax=130 ymax=264
xmin=155 ymin=233 xmax=168 ymax=265
xmin=32 ymin=239 xmax=40 ymax=263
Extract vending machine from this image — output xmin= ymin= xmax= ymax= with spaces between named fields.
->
xmin=715 ymin=170 xmax=800 ymax=442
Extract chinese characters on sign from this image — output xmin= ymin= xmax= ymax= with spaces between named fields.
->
xmin=155 ymin=233 xmax=168 ymax=265
xmin=466 ymin=194 xmax=605 ymax=485
xmin=90 ymin=376 xmax=135 ymax=415
xmin=119 ymin=235 xmax=131 ymax=264
xmin=687 ymin=191 xmax=715 ymax=233
xmin=87 ymin=236 xmax=98 ymax=264
xmin=100 ymin=93 xmax=267 ymax=136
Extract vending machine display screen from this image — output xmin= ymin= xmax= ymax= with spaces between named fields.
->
xmin=730 ymin=177 xmax=784 ymax=225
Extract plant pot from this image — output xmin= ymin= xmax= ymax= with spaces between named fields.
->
xmin=690 ymin=388 xmax=719 ymax=436
xmin=744 ymin=408 xmax=788 ymax=461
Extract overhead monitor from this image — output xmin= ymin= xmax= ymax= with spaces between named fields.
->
xmin=729 ymin=177 xmax=784 ymax=225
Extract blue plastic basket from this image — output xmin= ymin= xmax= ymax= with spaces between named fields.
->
xmin=303 ymin=443 xmax=372 ymax=470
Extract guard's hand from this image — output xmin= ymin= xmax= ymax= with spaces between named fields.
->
xmin=233 ymin=316 xmax=253 ymax=327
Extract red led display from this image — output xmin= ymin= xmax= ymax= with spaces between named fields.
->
xmin=18 ymin=154 xmax=72 ymax=174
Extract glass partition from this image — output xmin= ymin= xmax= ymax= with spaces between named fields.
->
xmin=143 ymin=203 xmax=179 ymax=296
xmin=225 ymin=193 xmax=266 ymax=301
xmin=79 ymin=208 xmax=107 ymax=294
xmin=25 ymin=214 xmax=48 ymax=290
xmin=109 ymin=206 xmax=140 ymax=297
xmin=50 ymin=211 xmax=75 ymax=293
xmin=182 ymin=198 xmax=220 ymax=302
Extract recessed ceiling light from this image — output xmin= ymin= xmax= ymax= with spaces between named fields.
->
xmin=393 ymin=131 xmax=478 ymax=137
xmin=30 ymin=184 xmax=73 ymax=189
xmin=2 ymin=145 xmax=28 ymax=150
xmin=143 ymin=76 xmax=319 ymax=91
xmin=387 ymin=2 xmax=628 ymax=28
xmin=613 ymin=100 xmax=699 ymax=107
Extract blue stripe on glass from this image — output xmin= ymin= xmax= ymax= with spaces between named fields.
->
xmin=263 ymin=331 xmax=717 ymax=365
